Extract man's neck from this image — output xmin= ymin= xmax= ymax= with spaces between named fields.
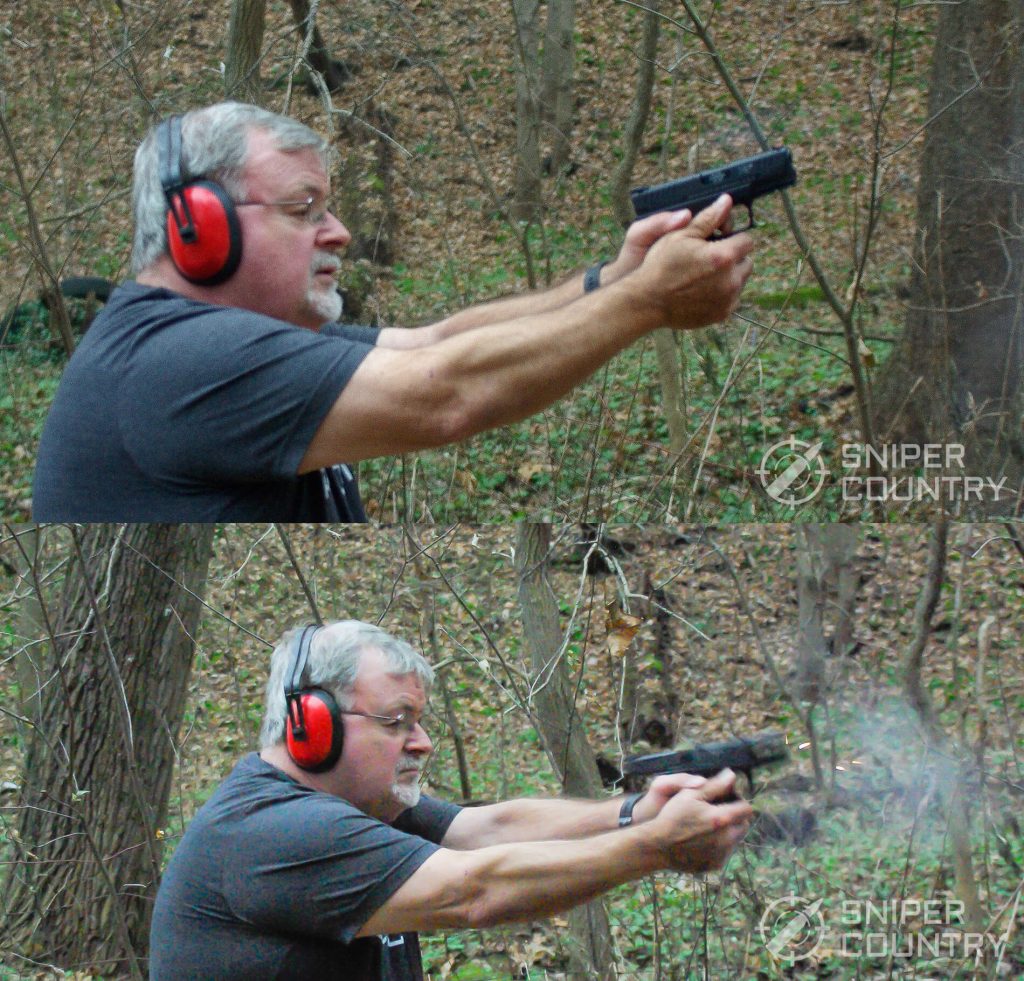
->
xmin=136 ymin=261 xmax=207 ymax=303
xmin=259 ymin=743 xmax=317 ymax=788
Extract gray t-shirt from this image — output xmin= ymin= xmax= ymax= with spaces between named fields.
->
xmin=149 ymin=753 xmax=461 ymax=980
xmin=32 ymin=282 xmax=380 ymax=521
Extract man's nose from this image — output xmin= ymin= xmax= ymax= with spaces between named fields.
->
xmin=318 ymin=210 xmax=351 ymax=248
xmin=406 ymin=722 xmax=432 ymax=755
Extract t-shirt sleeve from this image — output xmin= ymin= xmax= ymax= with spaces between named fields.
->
xmin=224 ymin=794 xmax=443 ymax=945
xmin=120 ymin=307 xmax=376 ymax=483
xmin=321 ymin=322 xmax=382 ymax=346
xmin=393 ymin=795 xmax=463 ymax=843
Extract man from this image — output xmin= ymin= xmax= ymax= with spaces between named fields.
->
xmin=33 ymin=103 xmax=754 ymax=520
xmin=149 ymin=620 xmax=752 ymax=980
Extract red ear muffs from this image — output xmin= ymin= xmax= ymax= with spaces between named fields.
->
xmin=285 ymin=686 xmax=344 ymax=773
xmin=283 ymin=625 xmax=344 ymax=772
xmin=157 ymin=114 xmax=243 ymax=286
xmin=165 ymin=180 xmax=242 ymax=286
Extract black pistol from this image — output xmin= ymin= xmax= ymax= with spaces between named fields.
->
xmin=630 ymin=148 xmax=797 ymax=231
xmin=623 ymin=730 xmax=789 ymax=797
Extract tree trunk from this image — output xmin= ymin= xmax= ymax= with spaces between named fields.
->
xmin=900 ymin=518 xmax=985 ymax=935
xmin=875 ymin=1 xmax=1024 ymax=498
xmin=287 ymin=0 xmax=350 ymax=93
xmin=540 ymin=0 xmax=575 ymax=176
xmin=794 ymin=526 xmax=829 ymax=708
xmin=511 ymin=0 xmax=543 ymax=223
xmin=794 ymin=524 xmax=859 ymax=796
xmin=225 ymin=0 xmax=267 ymax=103
xmin=2 ymin=524 xmax=215 ymax=977
xmin=514 ymin=522 xmax=616 ymax=981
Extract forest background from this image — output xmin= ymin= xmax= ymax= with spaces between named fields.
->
xmin=1 ymin=0 xmax=1023 ymax=976
xmin=1 ymin=0 xmax=1021 ymax=523
xmin=1 ymin=521 xmax=1023 ymax=979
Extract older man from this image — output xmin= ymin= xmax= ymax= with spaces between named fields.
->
xmin=33 ymin=102 xmax=753 ymax=520
xmin=149 ymin=620 xmax=752 ymax=980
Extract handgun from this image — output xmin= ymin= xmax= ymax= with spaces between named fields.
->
xmin=623 ymin=730 xmax=789 ymax=794
xmin=630 ymin=148 xmax=797 ymax=231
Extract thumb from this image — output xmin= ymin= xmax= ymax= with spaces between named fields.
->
xmin=697 ymin=768 xmax=740 ymax=802
xmin=686 ymin=194 xmax=733 ymax=239
xmin=627 ymin=208 xmax=693 ymax=249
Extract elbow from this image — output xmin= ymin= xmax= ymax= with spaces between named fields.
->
xmin=415 ymin=372 xmax=486 ymax=447
xmin=462 ymin=894 xmax=509 ymax=931
xmin=428 ymin=876 xmax=499 ymax=931
xmin=433 ymin=857 xmax=518 ymax=931
xmin=429 ymin=398 xmax=478 ymax=447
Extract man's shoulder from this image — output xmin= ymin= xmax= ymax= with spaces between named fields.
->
xmin=198 ymin=754 xmax=365 ymax=828
xmin=102 ymin=282 xmax=282 ymax=334
xmin=87 ymin=283 xmax=379 ymax=360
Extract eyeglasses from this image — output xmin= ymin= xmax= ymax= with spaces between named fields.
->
xmin=235 ymin=195 xmax=330 ymax=227
xmin=341 ymin=709 xmax=425 ymax=736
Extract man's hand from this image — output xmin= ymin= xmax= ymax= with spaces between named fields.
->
xmin=621 ymin=194 xmax=754 ymax=331
xmin=647 ymin=769 xmax=753 ymax=873
xmin=602 ymin=208 xmax=695 ymax=285
xmin=629 ymin=772 xmax=708 ymax=826
xmin=601 ymin=191 xmax=742 ymax=287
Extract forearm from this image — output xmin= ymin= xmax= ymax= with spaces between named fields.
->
xmin=431 ymin=268 xmax=599 ymax=338
xmin=378 ymin=269 xmax=592 ymax=350
xmin=375 ymin=205 xmax=718 ymax=352
xmin=460 ymin=827 xmax=662 ymax=926
xmin=444 ymin=795 xmax=629 ymax=849
xmin=423 ymin=280 xmax=657 ymax=432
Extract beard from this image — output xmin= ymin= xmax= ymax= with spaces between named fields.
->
xmin=307 ymin=251 xmax=344 ymax=324
xmin=390 ymin=754 xmax=423 ymax=810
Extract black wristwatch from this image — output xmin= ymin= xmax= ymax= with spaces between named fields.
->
xmin=584 ymin=260 xmax=608 ymax=293
xmin=618 ymin=791 xmax=645 ymax=827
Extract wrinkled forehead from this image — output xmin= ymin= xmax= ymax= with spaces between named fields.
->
xmin=241 ymin=127 xmax=330 ymax=197
xmin=353 ymin=647 xmax=429 ymax=703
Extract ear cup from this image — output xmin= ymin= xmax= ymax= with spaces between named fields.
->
xmin=165 ymin=180 xmax=243 ymax=286
xmin=285 ymin=687 xmax=344 ymax=772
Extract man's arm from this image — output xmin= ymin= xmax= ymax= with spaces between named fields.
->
xmin=374 ymin=209 xmax=696 ymax=349
xmin=357 ymin=771 xmax=750 ymax=937
xmin=441 ymin=774 xmax=706 ymax=849
xmin=299 ymin=196 xmax=753 ymax=472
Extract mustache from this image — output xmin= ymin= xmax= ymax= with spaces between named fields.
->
xmin=311 ymin=251 xmax=341 ymax=275
xmin=396 ymin=754 xmax=423 ymax=775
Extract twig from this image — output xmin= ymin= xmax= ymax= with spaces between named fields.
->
xmin=901 ymin=515 xmax=948 ymax=736
xmin=274 ymin=525 xmax=322 ymax=625
xmin=0 ymin=103 xmax=75 ymax=355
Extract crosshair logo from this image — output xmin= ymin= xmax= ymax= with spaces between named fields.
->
xmin=757 ymin=437 xmax=827 ymax=506
xmin=759 ymin=895 xmax=826 ymax=961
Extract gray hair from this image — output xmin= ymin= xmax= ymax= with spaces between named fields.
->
xmin=131 ymin=101 xmax=329 ymax=274
xmin=259 ymin=620 xmax=435 ymax=748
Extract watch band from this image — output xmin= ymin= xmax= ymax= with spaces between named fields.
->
xmin=584 ymin=260 xmax=608 ymax=293
xmin=618 ymin=791 xmax=645 ymax=828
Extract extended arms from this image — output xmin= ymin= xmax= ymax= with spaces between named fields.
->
xmin=358 ymin=770 xmax=752 ymax=937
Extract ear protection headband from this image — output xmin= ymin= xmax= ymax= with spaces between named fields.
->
xmin=157 ymin=114 xmax=243 ymax=286
xmin=284 ymin=625 xmax=345 ymax=772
